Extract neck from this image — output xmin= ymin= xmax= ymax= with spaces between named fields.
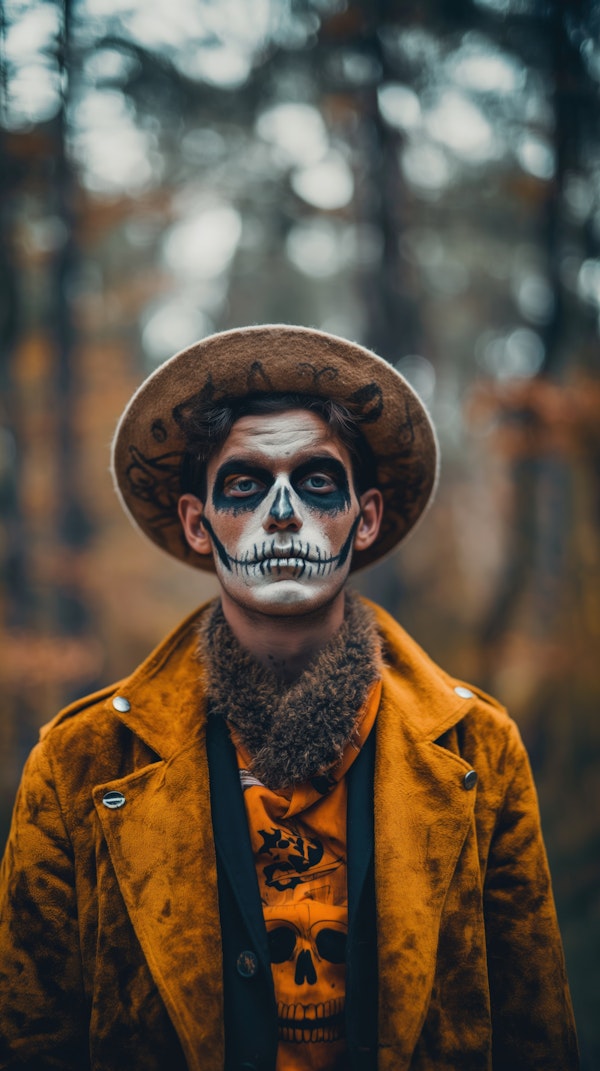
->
xmin=219 ymin=590 xmax=346 ymax=683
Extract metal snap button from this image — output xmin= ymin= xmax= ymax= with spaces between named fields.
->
xmin=236 ymin=950 xmax=259 ymax=978
xmin=112 ymin=696 xmax=131 ymax=713
xmin=102 ymin=790 xmax=126 ymax=809
xmin=463 ymin=770 xmax=478 ymax=791
xmin=454 ymin=686 xmax=474 ymax=700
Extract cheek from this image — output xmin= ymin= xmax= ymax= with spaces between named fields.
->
xmin=302 ymin=509 xmax=354 ymax=544
xmin=297 ymin=488 xmax=351 ymax=516
xmin=212 ymin=489 xmax=267 ymax=515
xmin=213 ymin=512 xmax=253 ymax=548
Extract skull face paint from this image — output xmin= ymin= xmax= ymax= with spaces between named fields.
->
xmin=195 ymin=410 xmax=368 ymax=615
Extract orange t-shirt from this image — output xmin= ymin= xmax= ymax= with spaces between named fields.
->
xmin=233 ymin=678 xmax=381 ymax=1071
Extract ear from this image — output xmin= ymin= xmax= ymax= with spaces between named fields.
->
xmin=353 ymin=488 xmax=384 ymax=552
xmin=178 ymin=494 xmax=213 ymax=555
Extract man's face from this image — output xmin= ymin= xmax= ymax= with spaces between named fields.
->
xmin=178 ymin=409 xmax=382 ymax=617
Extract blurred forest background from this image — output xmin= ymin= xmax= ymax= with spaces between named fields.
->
xmin=1 ymin=0 xmax=599 ymax=1063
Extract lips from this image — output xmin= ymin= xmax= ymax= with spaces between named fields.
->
xmin=254 ymin=557 xmax=331 ymax=579
xmin=258 ymin=559 xmax=308 ymax=576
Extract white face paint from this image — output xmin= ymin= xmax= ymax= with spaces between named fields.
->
xmin=197 ymin=410 xmax=365 ymax=616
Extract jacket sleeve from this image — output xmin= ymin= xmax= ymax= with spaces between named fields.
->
xmin=0 ymin=741 xmax=89 ymax=1070
xmin=483 ymin=718 xmax=579 ymax=1070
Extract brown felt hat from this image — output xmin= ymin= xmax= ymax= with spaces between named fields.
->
xmin=111 ymin=324 xmax=439 ymax=572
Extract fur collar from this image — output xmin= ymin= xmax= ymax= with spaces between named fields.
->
xmin=198 ymin=593 xmax=382 ymax=790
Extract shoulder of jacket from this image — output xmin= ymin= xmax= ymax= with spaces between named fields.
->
xmin=39 ymin=598 xmax=217 ymax=744
xmin=39 ymin=681 xmax=125 ymax=741
xmin=362 ymin=594 xmax=510 ymax=731
xmin=444 ymin=677 xmax=508 ymax=718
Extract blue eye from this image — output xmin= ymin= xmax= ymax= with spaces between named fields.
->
xmin=225 ymin=477 xmax=263 ymax=496
xmin=299 ymin=474 xmax=336 ymax=493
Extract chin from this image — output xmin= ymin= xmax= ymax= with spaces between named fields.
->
xmin=224 ymin=578 xmax=345 ymax=617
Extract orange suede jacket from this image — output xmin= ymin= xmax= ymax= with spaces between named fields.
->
xmin=0 ymin=598 xmax=578 ymax=1070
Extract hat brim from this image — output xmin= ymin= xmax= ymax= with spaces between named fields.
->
xmin=111 ymin=324 xmax=439 ymax=573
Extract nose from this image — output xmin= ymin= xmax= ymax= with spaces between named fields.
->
xmin=294 ymin=948 xmax=317 ymax=986
xmin=263 ymin=484 xmax=302 ymax=532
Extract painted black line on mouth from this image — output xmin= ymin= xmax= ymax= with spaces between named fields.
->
xmin=199 ymin=519 xmax=362 ymax=575
xmin=228 ymin=546 xmax=338 ymax=568
xmin=199 ymin=515 xmax=233 ymax=571
xmin=336 ymin=513 xmax=362 ymax=570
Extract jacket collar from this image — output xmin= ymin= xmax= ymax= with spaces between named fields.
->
xmin=100 ymin=605 xmax=210 ymax=759
xmin=370 ymin=598 xmax=479 ymax=740
xmin=101 ymin=596 xmax=476 ymax=753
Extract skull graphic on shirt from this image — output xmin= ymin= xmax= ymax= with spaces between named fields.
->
xmin=264 ymin=899 xmax=347 ymax=1043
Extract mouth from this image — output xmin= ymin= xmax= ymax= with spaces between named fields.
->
xmin=236 ymin=557 xmax=335 ymax=579
xmin=228 ymin=540 xmax=339 ymax=576
xmin=201 ymin=515 xmax=362 ymax=579
xmin=277 ymin=999 xmax=345 ymax=1043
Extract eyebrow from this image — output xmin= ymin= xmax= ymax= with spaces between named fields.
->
xmin=213 ymin=459 xmax=274 ymax=487
xmin=292 ymin=456 xmax=349 ymax=485
xmin=217 ymin=443 xmax=345 ymax=464
xmin=216 ymin=449 xmax=346 ymax=471
xmin=214 ymin=454 xmax=349 ymax=484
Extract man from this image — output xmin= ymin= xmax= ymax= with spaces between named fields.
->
xmin=0 ymin=325 xmax=578 ymax=1070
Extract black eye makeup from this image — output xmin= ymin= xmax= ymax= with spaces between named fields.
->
xmin=293 ymin=457 xmax=351 ymax=512
xmin=212 ymin=460 xmax=273 ymax=512
xmin=211 ymin=455 xmax=352 ymax=514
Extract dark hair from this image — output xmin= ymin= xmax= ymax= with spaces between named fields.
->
xmin=179 ymin=392 xmax=377 ymax=500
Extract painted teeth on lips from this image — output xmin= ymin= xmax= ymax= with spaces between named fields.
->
xmin=234 ymin=540 xmax=334 ymax=566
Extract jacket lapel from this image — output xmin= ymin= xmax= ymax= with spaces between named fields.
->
xmin=372 ymin=603 xmax=479 ymax=1069
xmin=93 ymin=607 xmax=225 ymax=1071
xmin=94 ymin=730 xmax=224 ymax=1071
